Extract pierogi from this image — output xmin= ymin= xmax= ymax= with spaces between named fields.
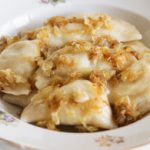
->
xmin=0 ymin=14 xmax=149 ymax=132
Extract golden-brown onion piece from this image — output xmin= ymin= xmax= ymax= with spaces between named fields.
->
xmin=21 ymin=80 xmax=116 ymax=131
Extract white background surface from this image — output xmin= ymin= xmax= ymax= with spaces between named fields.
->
xmin=0 ymin=0 xmax=149 ymax=150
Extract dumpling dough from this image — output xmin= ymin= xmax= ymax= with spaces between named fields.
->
xmin=109 ymin=50 xmax=150 ymax=125
xmin=123 ymin=41 xmax=149 ymax=53
xmin=0 ymin=40 xmax=40 ymax=95
xmin=99 ymin=19 xmax=142 ymax=42
xmin=2 ymin=91 xmax=36 ymax=107
xmin=35 ymin=39 xmax=139 ymax=89
xmin=21 ymin=80 xmax=116 ymax=131
xmin=35 ymin=41 xmax=116 ymax=89
xmin=37 ymin=14 xmax=142 ymax=50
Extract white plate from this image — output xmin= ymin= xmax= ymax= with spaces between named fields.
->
xmin=0 ymin=0 xmax=150 ymax=150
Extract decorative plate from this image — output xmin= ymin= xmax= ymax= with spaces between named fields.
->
xmin=0 ymin=0 xmax=150 ymax=150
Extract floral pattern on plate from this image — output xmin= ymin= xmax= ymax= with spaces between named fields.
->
xmin=95 ymin=135 xmax=124 ymax=147
xmin=41 ymin=0 xmax=66 ymax=4
xmin=0 ymin=110 xmax=17 ymax=126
